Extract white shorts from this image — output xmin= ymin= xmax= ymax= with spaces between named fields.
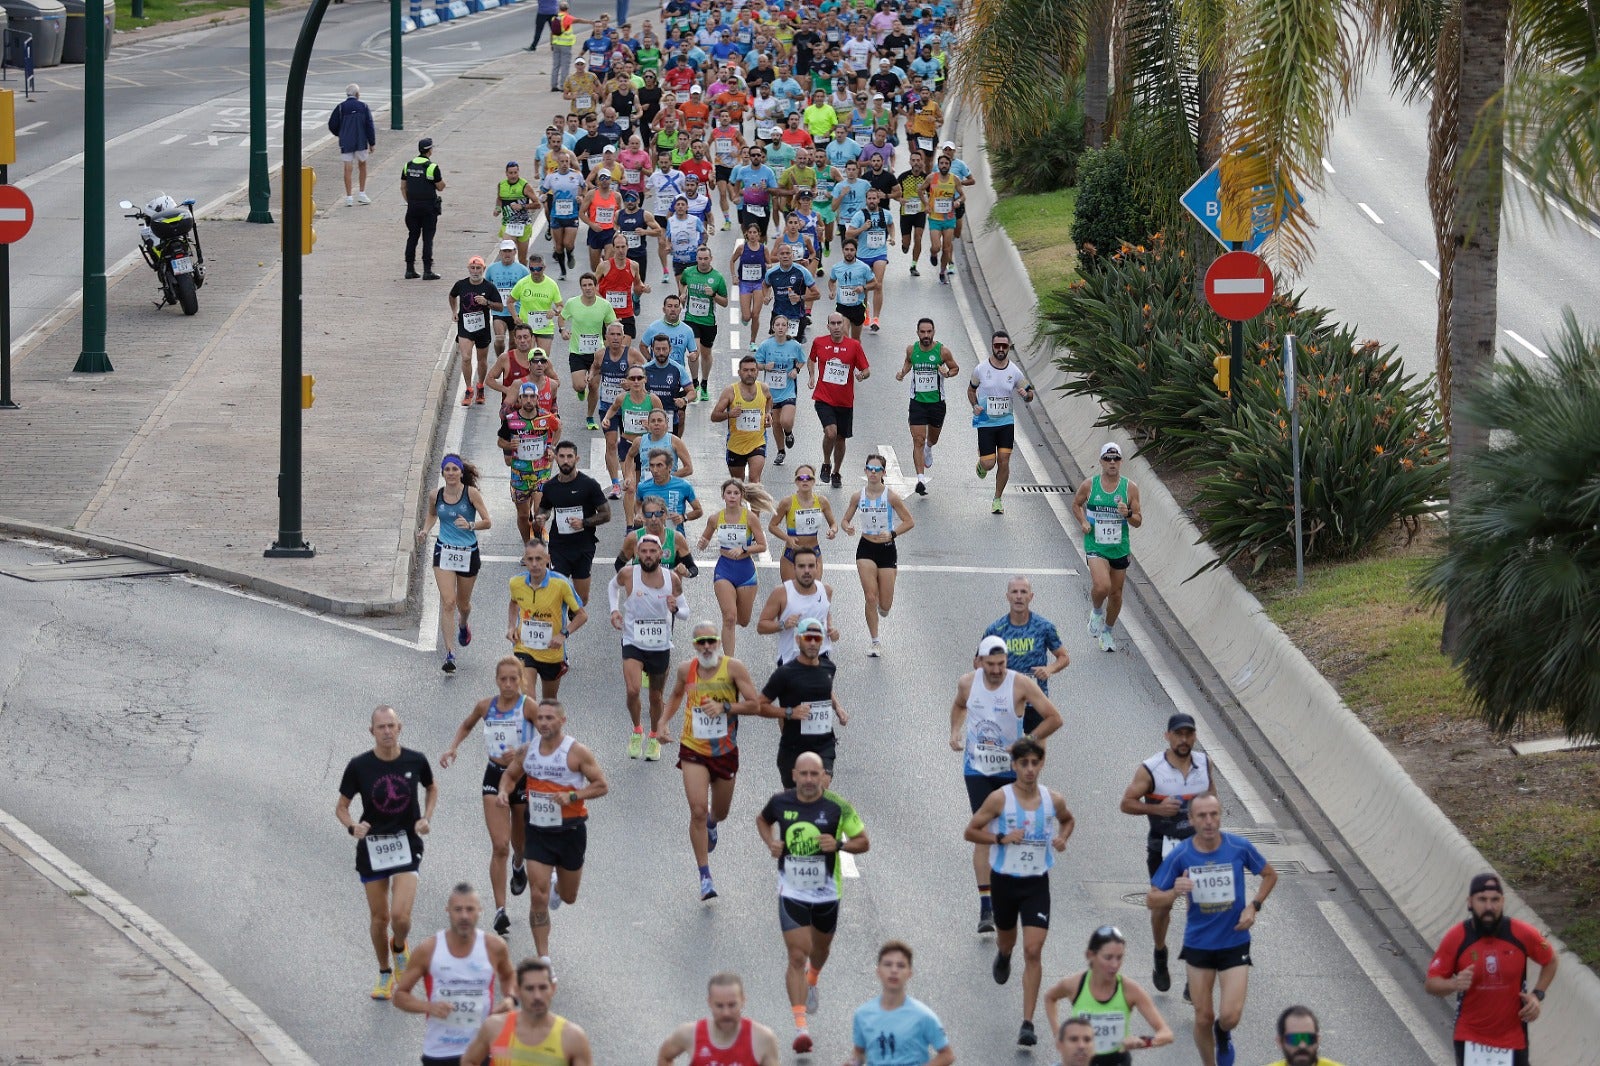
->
xmin=341 ymin=150 xmax=370 ymax=163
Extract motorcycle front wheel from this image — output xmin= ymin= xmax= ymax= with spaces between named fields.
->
xmin=174 ymin=273 xmax=199 ymax=316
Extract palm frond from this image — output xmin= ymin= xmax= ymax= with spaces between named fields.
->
xmin=952 ymin=0 xmax=1084 ymax=149
xmin=1359 ymin=0 xmax=1453 ymax=103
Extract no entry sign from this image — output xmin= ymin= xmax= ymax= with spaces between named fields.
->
xmin=0 ymin=184 xmax=34 ymax=245
xmin=1204 ymin=250 xmax=1274 ymax=321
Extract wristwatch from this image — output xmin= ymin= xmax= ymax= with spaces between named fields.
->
xmin=1532 ymin=989 xmax=1546 ymax=1002
xmin=1249 ymin=899 xmax=1264 ymax=912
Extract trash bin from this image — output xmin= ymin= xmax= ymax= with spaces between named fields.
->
xmin=1 ymin=0 xmax=66 ymax=68
xmin=60 ymin=0 xmax=111 ymax=63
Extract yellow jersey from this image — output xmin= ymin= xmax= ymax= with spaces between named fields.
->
xmin=725 ymin=381 xmax=769 ymax=455
xmin=679 ymin=656 xmax=739 ymax=757
xmin=509 ymin=571 xmax=582 ymax=663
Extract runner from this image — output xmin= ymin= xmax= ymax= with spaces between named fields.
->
xmin=337 ymin=706 xmax=438 ymax=1000
xmin=968 ymin=329 xmax=1036 ymax=516
xmin=609 ymin=533 xmax=687 ymax=761
xmin=895 ymin=150 xmax=929 ymax=273
xmin=580 ymin=168 xmax=623 ymax=271
xmin=661 ymin=620 xmax=761 ymax=900
xmin=495 ymin=161 xmax=538 ymax=266
xmin=846 ymin=941 xmax=955 ymax=1066
xmin=592 ymin=325 xmax=648 ymax=494
xmin=1425 ymin=873 xmax=1559 ymax=1066
xmin=731 ymin=142 xmax=780 ymax=242
xmin=449 ymin=256 xmax=505 ymax=407
xmin=597 ymin=232 xmax=649 ymax=339
xmin=561 ymin=273 xmax=620 ymax=428
xmin=1072 ymin=442 xmax=1142 ymax=653
xmin=1265 ymin=1006 xmax=1345 ymax=1066
xmin=729 ymin=223 xmax=772 ymax=340
xmin=696 ymin=479 xmax=775 ymax=655
xmin=895 ymin=316 xmax=960 ymax=494
xmin=393 ymin=883 xmax=516 ymax=1066
xmin=949 ymin=635 xmax=1061 ymax=933
xmin=1147 ymin=794 xmax=1279 ymax=1066
xmin=617 ymin=498 xmax=699 ymax=579
xmin=665 ymin=196 xmax=707 ymax=288
xmin=763 ymin=242 xmax=819 ymax=345
xmin=507 ymin=541 xmax=588 ymax=702
xmin=417 ymin=455 xmax=492 ymax=674
xmin=600 ymin=361 xmax=664 ymax=523
xmin=679 ymin=244 xmax=730 ymax=401
xmin=1119 ymin=712 xmax=1213 ymax=994
xmin=496 ymin=700 xmax=609 ymax=962
xmin=827 ymin=238 xmax=878 ymax=341
xmin=711 ymin=355 xmax=774 ymax=482
xmin=840 ymin=454 xmax=913 ymax=656
xmin=639 ymin=295 xmax=698 ymax=422
xmin=461 ymin=958 xmax=594 ymax=1066
xmin=539 ymin=439 xmax=612 ymax=606
xmin=486 ymin=241 xmax=531 ymax=359
xmin=766 ymin=470 xmax=838 ymax=584
xmin=508 ymin=254 xmax=566 ymax=387
xmin=638 ymin=447 xmax=704 ymax=535
xmin=1042 ymin=926 xmax=1174 ymax=1062
xmin=924 ymin=152 xmax=963 ymax=284
xmin=440 ymin=660 xmax=534 ymax=937
xmin=841 ymin=187 xmax=893 ymax=332
xmin=642 ymin=333 xmax=693 ymax=437
xmin=541 ymin=151 xmax=586 ymax=278
xmin=657 ymin=972 xmax=782 ymax=1065
xmin=983 ymin=576 xmax=1070 ymax=734
xmin=647 ymin=151 xmax=689 ymax=282
xmin=755 ymin=315 xmax=806 ymax=466
xmin=758 ymin=616 xmax=847 ymax=788
xmin=963 ymin=736 xmax=1075 ymax=1047
xmin=807 ymin=313 xmax=871 ymax=488
xmin=755 ymin=751 xmax=870 ymax=1054
xmin=497 ymin=384 xmax=561 ymax=547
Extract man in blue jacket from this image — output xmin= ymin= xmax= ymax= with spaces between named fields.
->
xmin=329 ymin=83 xmax=378 ymax=206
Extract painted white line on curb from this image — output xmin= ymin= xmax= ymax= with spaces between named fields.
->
xmin=181 ymin=576 xmax=427 ymax=651
xmin=1317 ymin=900 xmax=1453 ymax=1066
xmin=0 ymin=807 xmax=317 ymax=1065
xmin=1321 ymin=157 xmax=1336 ymax=175
xmin=1417 ymin=260 xmax=1440 ymax=279
xmin=1504 ymin=329 xmax=1548 ymax=359
xmin=1356 ymin=202 xmax=1384 ymax=225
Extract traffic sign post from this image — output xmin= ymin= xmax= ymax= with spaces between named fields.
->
xmin=1204 ymin=250 xmax=1275 ymax=320
xmin=1181 ymin=160 xmax=1302 ymax=252
xmin=0 ymin=93 xmax=32 ymax=410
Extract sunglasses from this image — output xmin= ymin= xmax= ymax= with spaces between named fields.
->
xmin=1094 ymin=925 xmax=1124 ymax=939
xmin=643 ymin=511 xmax=666 ymax=518
xmin=1103 ymin=455 xmax=1122 ymax=461
xmin=693 ymin=636 xmax=721 ymax=646
xmin=798 ymin=631 xmax=824 ymax=639
xmin=1283 ymin=1034 xmax=1318 ymax=1048
xmin=532 ymin=358 xmax=548 ymax=363
xmin=865 ymin=465 xmax=884 ymax=472
xmin=627 ymin=375 xmax=646 ymax=381
xmin=992 ymin=342 xmax=1011 ymax=350
xmin=795 ymin=475 xmax=814 ymax=482
xmin=530 ymin=266 xmax=545 ymax=272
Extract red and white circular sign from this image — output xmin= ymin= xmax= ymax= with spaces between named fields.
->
xmin=1204 ymin=250 xmax=1274 ymax=321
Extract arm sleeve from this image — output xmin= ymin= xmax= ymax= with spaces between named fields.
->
xmin=607 ymin=574 xmax=623 ymax=613
xmin=1150 ymin=849 xmax=1180 ymax=891
xmin=1428 ymin=924 xmax=1464 ymax=977
xmin=337 ymin=758 xmax=361 ymax=800
xmin=415 ymin=754 xmax=435 ymax=788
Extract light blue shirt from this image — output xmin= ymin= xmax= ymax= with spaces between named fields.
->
xmin=845 ymin=206 xmax=893 ymax=259
xmin=829 ymin=260 xmax=874 ymax=305
xmin=826 ymin=138 xmax=864 ymax=168
xmin=484 ymin=260 xmax=530 ymax=319
xmin=756 ymin=336 xmax=805 ymax=403
xmin=852 ymin=995 xmax=950 ymax=1066
xmin=833 ymin=176 xmax=870 ymax=219
xmin=772 ymin=77 xmax=806 ymax=112
xmin=639 ymin=319 xmax=696 ymax=379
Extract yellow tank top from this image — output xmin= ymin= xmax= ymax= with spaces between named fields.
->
xmin=927 ymin=173 xmax=959 ymax=220
xmin=726 ymin=382 xmax=769 ymax=454
xmin=491 ymin=1012 xmax=568 ymax=1065
xmin=680 ymin=656 xmax=739 ymax=756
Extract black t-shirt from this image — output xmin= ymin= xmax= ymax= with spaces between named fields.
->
xmin=339 ymin=748 xmax=433 ymax=835
xmin=792 ymin=31 xmax=820 ymax=74
xmin=880 ymin=32 xmax=913 ymax=63
xmin=746 ymin=66 xmax=777 ymax=89
xmin=449 ymin=279 xmax=500 ymax=332
xmin=762 ymin=656 xmax=838 ymax=751
xmin=866 ymin=170 xmax=898 ymax=198
xmin=575 ymin=133 xmax=613 ymax=174
xmin=540 ymin=472 xmax=609 ymax=545
xmin=869 ymin=71 xmax=902 ymax=98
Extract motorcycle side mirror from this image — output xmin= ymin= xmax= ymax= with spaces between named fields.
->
xmin=181 ymin=199 xmax=196 ymax=208
xmin=119 ymin=200 xmax=134 ymax=209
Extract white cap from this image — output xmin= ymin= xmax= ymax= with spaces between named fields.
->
xmin=939 ymin=140 xmax=956 ymax=150
xmin=872 ymin=92 xmax=885 ymax=100
xmin=977 ymin=635 xmax=1008 ymax=657
xmin=690 ymin=84 xmax=703 ymax=93
xmin=878 ymin=58 xmax=890 ymax=65
xmin=574 ymin=57 xmax=587 ymax=65
xmin=1099 ymin=441 xmax=1124 ymax=459
xmin=498 ymin=239 xmax=518 ymax=250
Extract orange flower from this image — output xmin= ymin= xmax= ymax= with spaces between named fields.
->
xmin=1374 ymin=445 xmax=1385 ymax=455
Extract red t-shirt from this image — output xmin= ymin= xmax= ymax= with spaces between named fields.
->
xmin=1427 ymin=918 xmax=1554 ymax=1049
xmin=808 ymin=335 xmax=868 ymax=408
xmin=681 ymin=158 xmax=714 ymax=187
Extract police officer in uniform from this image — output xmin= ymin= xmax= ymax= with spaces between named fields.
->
xmin=403 ymin=137 xmax=447 ymax=280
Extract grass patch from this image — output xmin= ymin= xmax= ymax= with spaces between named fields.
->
xmin=1261 ymin=551 xmax=1469 ymax=731
xmin=991 ymin=186 xmax=1078 ymax=300
xmin=116 ymin=0 xmax=278 ymax=29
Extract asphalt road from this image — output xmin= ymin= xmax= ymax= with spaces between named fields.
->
xmin=0 ymin=171 xmax=1463 ymax=1064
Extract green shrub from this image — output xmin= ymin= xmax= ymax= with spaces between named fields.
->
xmin=990 ymin=90 xmax=1086 ymax=195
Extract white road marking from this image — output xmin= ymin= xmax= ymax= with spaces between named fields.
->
xmin=839 ymin=852 xmax=859 ymax=878
xmin=15 ymin=121 xmax=46 ymax=136
xmin=1504 ymin=329 xmax=1548 ymax=359
xmin=1356 ymin=202 xmax=1385 ymax=225
xmin=1417 ymin=260 xmax=1440 ymax=279
xmin=1320 ymin=156 xmax=1335 ymax=174
xmin=1507 ymin=167 xmax=1600 ymax=240
xmin=751 ymin=560 xmax=1077 ymax=576
xmin=180 ymin=576 xmax=429 ymax=650
xmin=876 ymin=444 xmax=909 ymax=492
xmin=1317 ymin=901 xmax=1453 ymax=1065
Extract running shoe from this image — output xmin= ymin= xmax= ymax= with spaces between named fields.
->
xmin=698 ymin=385 xmax=710 ymax=402
xmin=1152 ymin=947 xmax=1170 ymax=992
xmin=627 ymin=730 xmax=644 ymax=759
xmin=510 ymin=862 xmax=528 ymax=896
xmin=785 ymin=430 xmax=795 ymax=448
xmin=392 ymin=947 xmax=409 ymax=975
xmin=370 ymin=971 xmax=394 ymax=1000
xmin=977 ymin=914 xmax=996 ymax=934
xmin=868 ymin=317 xmax=879 ymax=333
xmin=423 ymin=271 xmax=441 ymax=281
xmin=586 ymin=417 xmax=599 ymax=430
xmin=792 ymin=1031 xmax=813 ymax=1054
xmin=1017 ymin=1021 xmax=1037 ymax=1047
xmin=548 ymin=869 xmax=562 ymax=910
xmin=700 ymin=873 xmax=718 ymax=900
xmin=819 ymin=463 xmax=832 ymax=482
xmin=345 ymin=194 xmax=354 ymax=207
xmin=948 ymin=261 xmax=957 ymax=275
xmin=458 ymin=623 xmax=472 ymax=647
xmin=805 ymin=976 xmax=819 ymax=1013
xmin=992 ymin=950 xmax=1012 ymax=985
xmin=661 ymin=273 xmax=671 ymax=285
xmin=975 ymin=460 xmax=987 ymax=480
xmin=909 ymin=263 xmax=920 ymax=277
xmin=576 ymin=389 xmax=586 ymax=403
xmin=608 ymin=480 xmax=623 ymax=500
xmin=461 ymin=390 xmax=473 ymax=407
xmin=644 ymin=735 xmax=663 ymax=761
xmin=356 ymin=192 xmax=372 ymax=205
xmin=1099 ymin=629 xmax=1117 ymax=653
xmin=721 ymin=219 xmax=732 ymax=231
xmin=775 ymin=451 xmax=786 ymax=466
xmin=474 ymin=384 xmax=486 ymax=405
xmin=868 ymin=639 xmax=882 ymax=657
xmin=442 ymin=653 xmax=457 ymax=674
xmin=1088 ymin=607 xmax=1104 ymax=636
xmin=707 ymin=820 xmax=719 ymax=852
xmin=830 ymin=472 xmax=842 ymax=488
xmin=493 ymin=907 xmax=511 ymax=936
xmin=914 ymin=480 xmax=927 ymax=496
xmin=991 ymin=498 xmax=1004 ymax=515
xmin=1214 ymin=1023 xmax=1235 ymax=1066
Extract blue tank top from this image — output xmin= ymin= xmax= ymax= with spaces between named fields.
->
xmin=435 ymin=487 xmax=478 ymax=548
xmin=737 ymin=241 xmax=767 ymax=285
xmin=618 ymin=207 xmax=648 ymax=254
xmin=599 ymin=349 xmax=631 ymax=408
xmin=639 ymin=430 xmax=677 ymax=471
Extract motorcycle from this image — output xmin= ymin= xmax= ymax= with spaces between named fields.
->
xmin=119 ymin=194 xmax=207 ymax=315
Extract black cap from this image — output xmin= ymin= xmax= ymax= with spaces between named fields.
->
xmin=418 ymin=136 xmax=434 ymax=152
xmin=1167 ymin=713 xmax=1197 ymax=732
xmin=1469 ymin=873 xmax=1504 ymax=896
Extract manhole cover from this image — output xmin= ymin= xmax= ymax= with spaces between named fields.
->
xmin=1121 ymin=891 xmax=1187 ymax=910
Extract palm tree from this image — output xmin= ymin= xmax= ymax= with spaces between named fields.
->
xmin=1418 ymin=310 xmax=1600 ymax=740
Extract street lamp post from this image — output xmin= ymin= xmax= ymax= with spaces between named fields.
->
xmin=247 ymin=0 xmax=273 ymax=224
xmin=390 ymin=0 xmax=404 ymax=130
xmin=73 ymin=0 xmax=111 ymax=373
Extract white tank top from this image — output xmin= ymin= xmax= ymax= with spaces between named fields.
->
xmin=962 ymin=669 xmax=1020 ymax=777
xmin=989 ymin=784 xmax=1059 ymax=878
xmin=482 ymin=694 xmax=531 ymax=763
xmin=421 ymin=929 xmax=497 ymax=1058
xmin=523 ymin=734 xmax=585 ymax=791
xmin=856 ymin=486 xmax=893 ymax=538
xmin=775 ymin=578 xmax=832 ymax=663
xmin=622 ymin=563 xmax=674 ymax=651
xmin=1141 ymin=750 xmax=1211 ymax=854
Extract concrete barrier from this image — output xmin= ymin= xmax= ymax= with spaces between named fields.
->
xmin=950 ymin=102 xmax=1600 ymax=1064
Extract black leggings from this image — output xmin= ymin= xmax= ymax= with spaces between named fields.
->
xmin=530 ymin=11 xmax=558 ymax=48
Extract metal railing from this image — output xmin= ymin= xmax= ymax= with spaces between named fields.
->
xmin=0 ymin=28 xmax=38 ymax=100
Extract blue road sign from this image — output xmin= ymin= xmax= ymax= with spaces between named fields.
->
xmin=1181 ymin=162 xmax=1302 ymax=252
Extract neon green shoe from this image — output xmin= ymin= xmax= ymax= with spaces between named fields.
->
xmin=976 ymin=460 xmax=987 ymax=480
xmin=644 ymin=735 xmax=663 ymax=761
xmin=627 ymin=730 xmax=644 ymax=759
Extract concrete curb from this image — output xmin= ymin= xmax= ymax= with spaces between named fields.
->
xmin=114 ymin=0 xmax=315 ymax=45
xmin=951 ymin=104 xmax=1600 ymax=1063
xmin=0 ymin=808 xmax=317 ymax=1065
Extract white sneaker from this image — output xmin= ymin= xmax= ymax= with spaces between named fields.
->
xmin=923 ymin=442 xmax=933 ymax=469
xmin=868 ymin=638 xmax=882 ymax=657
xmin=1099 ymin=629 xmax=1117 ymax=653
xmin=548 ymin=869 xmax=562 ymax=910
xmin=344 ymin=195 xmax=354 ymax=207
xmin=1088 ymin=607 xmax=1105 ymax=636
xmin=356 ymin=191 xmax=372 ymax=205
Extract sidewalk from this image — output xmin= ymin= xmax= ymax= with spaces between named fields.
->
xmin=0 ymin=46 xmax=556 ymax=613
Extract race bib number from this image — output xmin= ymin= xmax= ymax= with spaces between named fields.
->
xmin=503 ymin=221 xmax=527 ymax=237
xmin=859 ymin=506 xmax=889 ymax=535
xmin=575 ymin=94 xmax=593 ymax=111
xmin=1095 ymin=512 xmax=1123 ymax=546
xmin=985 ymin=394 xmax=1011 ymax=419
xmin=799 ymin=702 xmax=833 ymax=735
xmin=484 ymin=721 xmax=520 ymax=758
xmin=822 ymin=359 xmax=851 ymax=386
xmin=627 ymin=616 xmax=670 ymax=650
xmin=520 ymin=619 xmax=554 ymax=650
xmin=623 ymin=408 xmax=648 ymax=435
xmin=618 ymin=117 xmax=630 ymax=130
xmin=784 ymin=854 xmax=828 ymax=893
xmin=838 ymin=285 xmax=862 ymax=305
xmin=916 ymin=136 xmax=934 ymax=152
xmin=1090 ymin=1013 xmax=1126 ymax=1056
xmin=1005 ymin=842 xmax=1047 ymax=877
xmin=854 ymin=130 xmax=870 ymax=144
xmin=598 ymin=205 xmax=619 ymax=225
xmin=692 ymin=704 xmax=729 ymax=739
xmin=624 ymin=168 xmax=641 ymax=184
xmin=438 ymin=544 xmax=473 ymax=573
xmin=793 ymin=507 xmax=823 ymax=535
xmin=516 ymin=437 xmax=546 ymax=462
xmin=714 ymin=138 xmax=734 ymax=156
xmin=555 ymin=196 xmax=577 ymax=218
xmin=902 ymin=196 xmax=922 ymax=214
xmin=497 ymin=287 xmax=513 ymax=310
xmin=527 ymin=792 xmax=562 ymax=828
xmin=528 ymin=312 xmax=551 ymax=331
xmin=736 ymin=408 xmax=763 ymax=432
xmin=435 ymin=986 xmax=491 ymax=1029
xmin=744 ymin=201 xmax=767 ymax=217
xmin=462 ymin=310 xmax=487 ymax=332
xmin=606 ymin=290 xmax=630 ymax=309
xmin=765 ymin=369 xmax=790 ymax=391
xmin=554 ymin=506 xmax=585 ymax=534
xmin=717 ymin=523 xmax=747 ymax=549
xmin=913 ymin=367 xmax=939 ymax=393
xmin=1161 ymin=834 xmax=1180 ymax=858
xmin=688 ymin=295 xmax=712 ymax=318
xmin=1463 ymin=1044 xmax=1515 ymax=1066
xmin=599 ymin=379 xmax=622 ymax=403
xmin=742 ymin=263 xmax=764 ymax=281
xmin=934 ymin=196 xmax=952 ymax=214
xmin=625 ymin=232 xmax=642 ymax=249
xmin=365 ymin=832 xmax=413 ymax=872
xmin=970 ymin=742 xmax=1011 ymax=776
xmin=577 ymin=332 xmax=602 ymax=354
xmin=864 ymin=229 xmax=886 ymax=250
xmin=1188 ymin=862 xmax=1237 ymax=907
